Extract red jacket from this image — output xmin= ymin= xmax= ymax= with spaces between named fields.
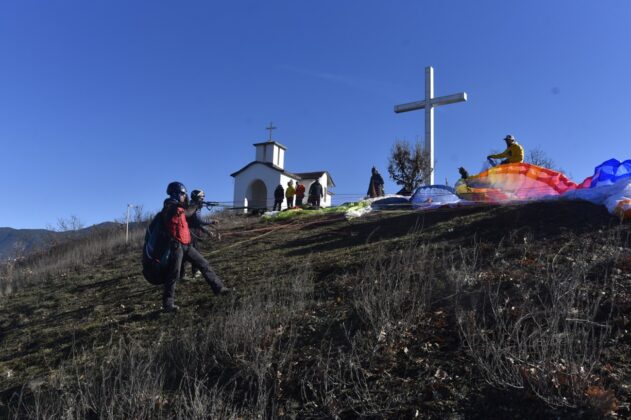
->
xmin=164 ymin=204 xmax=192 ymax=245
xmin=296 ymin=184 xmax=306 ymax=197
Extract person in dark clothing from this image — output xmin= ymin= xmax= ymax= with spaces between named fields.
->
xmin=367 ymin=167 xmax=385 ymax=198
xmin=162 ymin=181 xmax=230 ymax=312
xmin=273 ymin=184 xmax=284 ymax=211
xmin=308 ymin=179 xmax=323 ymax=208
xmin=180 ymin=189 xmax=216 ymax=280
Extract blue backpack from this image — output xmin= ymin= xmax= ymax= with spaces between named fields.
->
xmin=141 ymin=212 xmax=172 ymax=285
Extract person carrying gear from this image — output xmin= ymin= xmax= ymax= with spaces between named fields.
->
xmin=308 ymin=179 xmax=323 ymax=208
xmin=162 ymin=181 xmax=231 ymax=312
xmin=285 ymin=180 xmax=296 ymax=208
xmin=487 ymin=134 xmax=524 ymax=166
xmin=455 ymin=167 xmax=471 ymax=195
xmin=273 ymin=184 xmax=284 ymax=211
xmin=367 ymin=166 xmax=385 ymax=198
xmin=180 ymin=189 xmax=217 ymax=280
xmin=295 ymin=182 xmax=306 ymax=206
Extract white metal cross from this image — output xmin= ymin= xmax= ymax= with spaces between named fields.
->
xmin=394 ymin=66 xmax=467 ymax=185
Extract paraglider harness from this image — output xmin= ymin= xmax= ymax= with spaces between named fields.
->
xmin=141 ymin=212 xmax=172 ymax=285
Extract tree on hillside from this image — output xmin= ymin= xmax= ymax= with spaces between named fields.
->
xmin=527 ymin=147 xmax=565 ymax=173
xmin=387 ymin=139 xmax=432 ymax=194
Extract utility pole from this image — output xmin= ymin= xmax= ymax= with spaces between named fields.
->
xmin=126 ymin=204 xmax=139 ymax=244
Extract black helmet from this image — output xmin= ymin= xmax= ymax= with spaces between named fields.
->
xmin=191 ymin=189 xmax=205 ymax=201
xmin=166 ymin=181 xmax=187 ymax=196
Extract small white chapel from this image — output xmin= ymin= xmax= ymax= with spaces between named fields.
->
xmin=231 ymin=130 xmax=335 ymax=211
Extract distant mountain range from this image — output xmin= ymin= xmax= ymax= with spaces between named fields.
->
xmin=0 ymin=222 xmax=121 ymax=261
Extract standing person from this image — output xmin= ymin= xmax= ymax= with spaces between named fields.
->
xmin=162 ymin=182 xmax=230 ymax=312
xmin=295 ymin=182 xmax=306 ymax=206
xmin=273 ymin=184 xmax=284 ymax=211
xmin=487 ymin=134 xmax=524 ymax=166
xmin=367 ymin=167 xmax=385 ymax=198
xmin=308 ymin=179 xmax=323 ymax=208
xmin=180 ymin=189 xmax=216 ymax=280
xmin=285 ymin=180 xmax=296 ymax=208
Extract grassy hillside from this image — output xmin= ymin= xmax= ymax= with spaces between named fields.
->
xmin=1 ymin=202 xmax=630 ymax=419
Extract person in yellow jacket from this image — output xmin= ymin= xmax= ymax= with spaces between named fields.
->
xmin=487 ymin=134 xmax=524 ymax=166
xmin=285 ymin=180 xmax=296 ymax=208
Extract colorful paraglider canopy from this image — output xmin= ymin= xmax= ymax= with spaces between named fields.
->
xmin=458 ymin=163 xmax=579 ymax=202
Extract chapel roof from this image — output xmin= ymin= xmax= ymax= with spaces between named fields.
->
xmin=252 ymin=140 xmax=287 ymax=150
xmin=230 ymin=162 xmax=335 ymax=186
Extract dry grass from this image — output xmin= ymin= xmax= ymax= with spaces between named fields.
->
xmin=0 ymin=224 xmax=146 ymax=297
xmin=8 ymin=265 xmax=313 ymax=419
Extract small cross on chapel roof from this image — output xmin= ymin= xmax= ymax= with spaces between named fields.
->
xmin=265 ymin=122 xmax=277 ymax=141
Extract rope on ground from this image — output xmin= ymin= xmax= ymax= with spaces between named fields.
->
xmin=207 ymin=213 xmax=347 ymax=255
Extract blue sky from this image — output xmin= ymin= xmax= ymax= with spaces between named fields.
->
xmin=1 ymin=1 xmax=630 ymax=229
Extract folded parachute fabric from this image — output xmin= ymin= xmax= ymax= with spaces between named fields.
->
xmin=371 ymin=196 xmax=411 ymax=210
xmin=583 ymin=158 xmax=631 ymax=188
xmin=411 ymin=185 xmax=463 ymax=209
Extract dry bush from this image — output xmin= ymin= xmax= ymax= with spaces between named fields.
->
xmin=454 ymin=235 xmax=620 ymax=409
xmin=300 ymin=238 xmax=449 ymax=417
xmin=352 ymin=239 xmax=441 ymax=347
xmin=8 ymin=266 xmax=313 ymax=419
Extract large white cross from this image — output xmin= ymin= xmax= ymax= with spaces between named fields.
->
xmin=394 ymin=66 xmax=467 ymax=185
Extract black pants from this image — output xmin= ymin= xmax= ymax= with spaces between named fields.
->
xmin=296 ymin=196 xmax=303 ymax=206
xmin=164 ymin=243 xmax=224 ymax=307
xmin=180 ymin=236 xmax=202 ymax=277
xmin=273 ymin=199 xmax=283 ymax=211
xmin=309 ymin=196 xmax=320 ymax=207
xmin=286 ymin=196 xmax=294 ymax=208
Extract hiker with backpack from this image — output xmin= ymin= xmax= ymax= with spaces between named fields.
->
xmin=180 ymin=189 xmax=217 ymax=280
xmin=160 ymin=181 xmax=231 ymax=312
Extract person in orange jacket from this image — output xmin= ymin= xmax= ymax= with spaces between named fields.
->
xmin=162 ymin=181 xmax=231 ymax=312
xmin=295 ymin=182 xmax=306 ymax=206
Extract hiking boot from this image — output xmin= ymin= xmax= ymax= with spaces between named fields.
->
xmin=163 ymin=304 xmax=180 ymax=313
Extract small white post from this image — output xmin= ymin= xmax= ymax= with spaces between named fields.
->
xmin=243 ymin=197 xmax=248 ymax=214
xmin=126 ymin=204 xmax=138 ymax=244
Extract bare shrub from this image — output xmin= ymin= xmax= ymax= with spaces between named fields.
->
xmin=352 ymin=240 xmax=439 ymax=346
xmin=455 ymin=237 xmax=619 ymax=408
xmin=55 ymin=215 xmax=85 ymax=232
xmin=300 ymin=334 xmax=397 ymax=418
